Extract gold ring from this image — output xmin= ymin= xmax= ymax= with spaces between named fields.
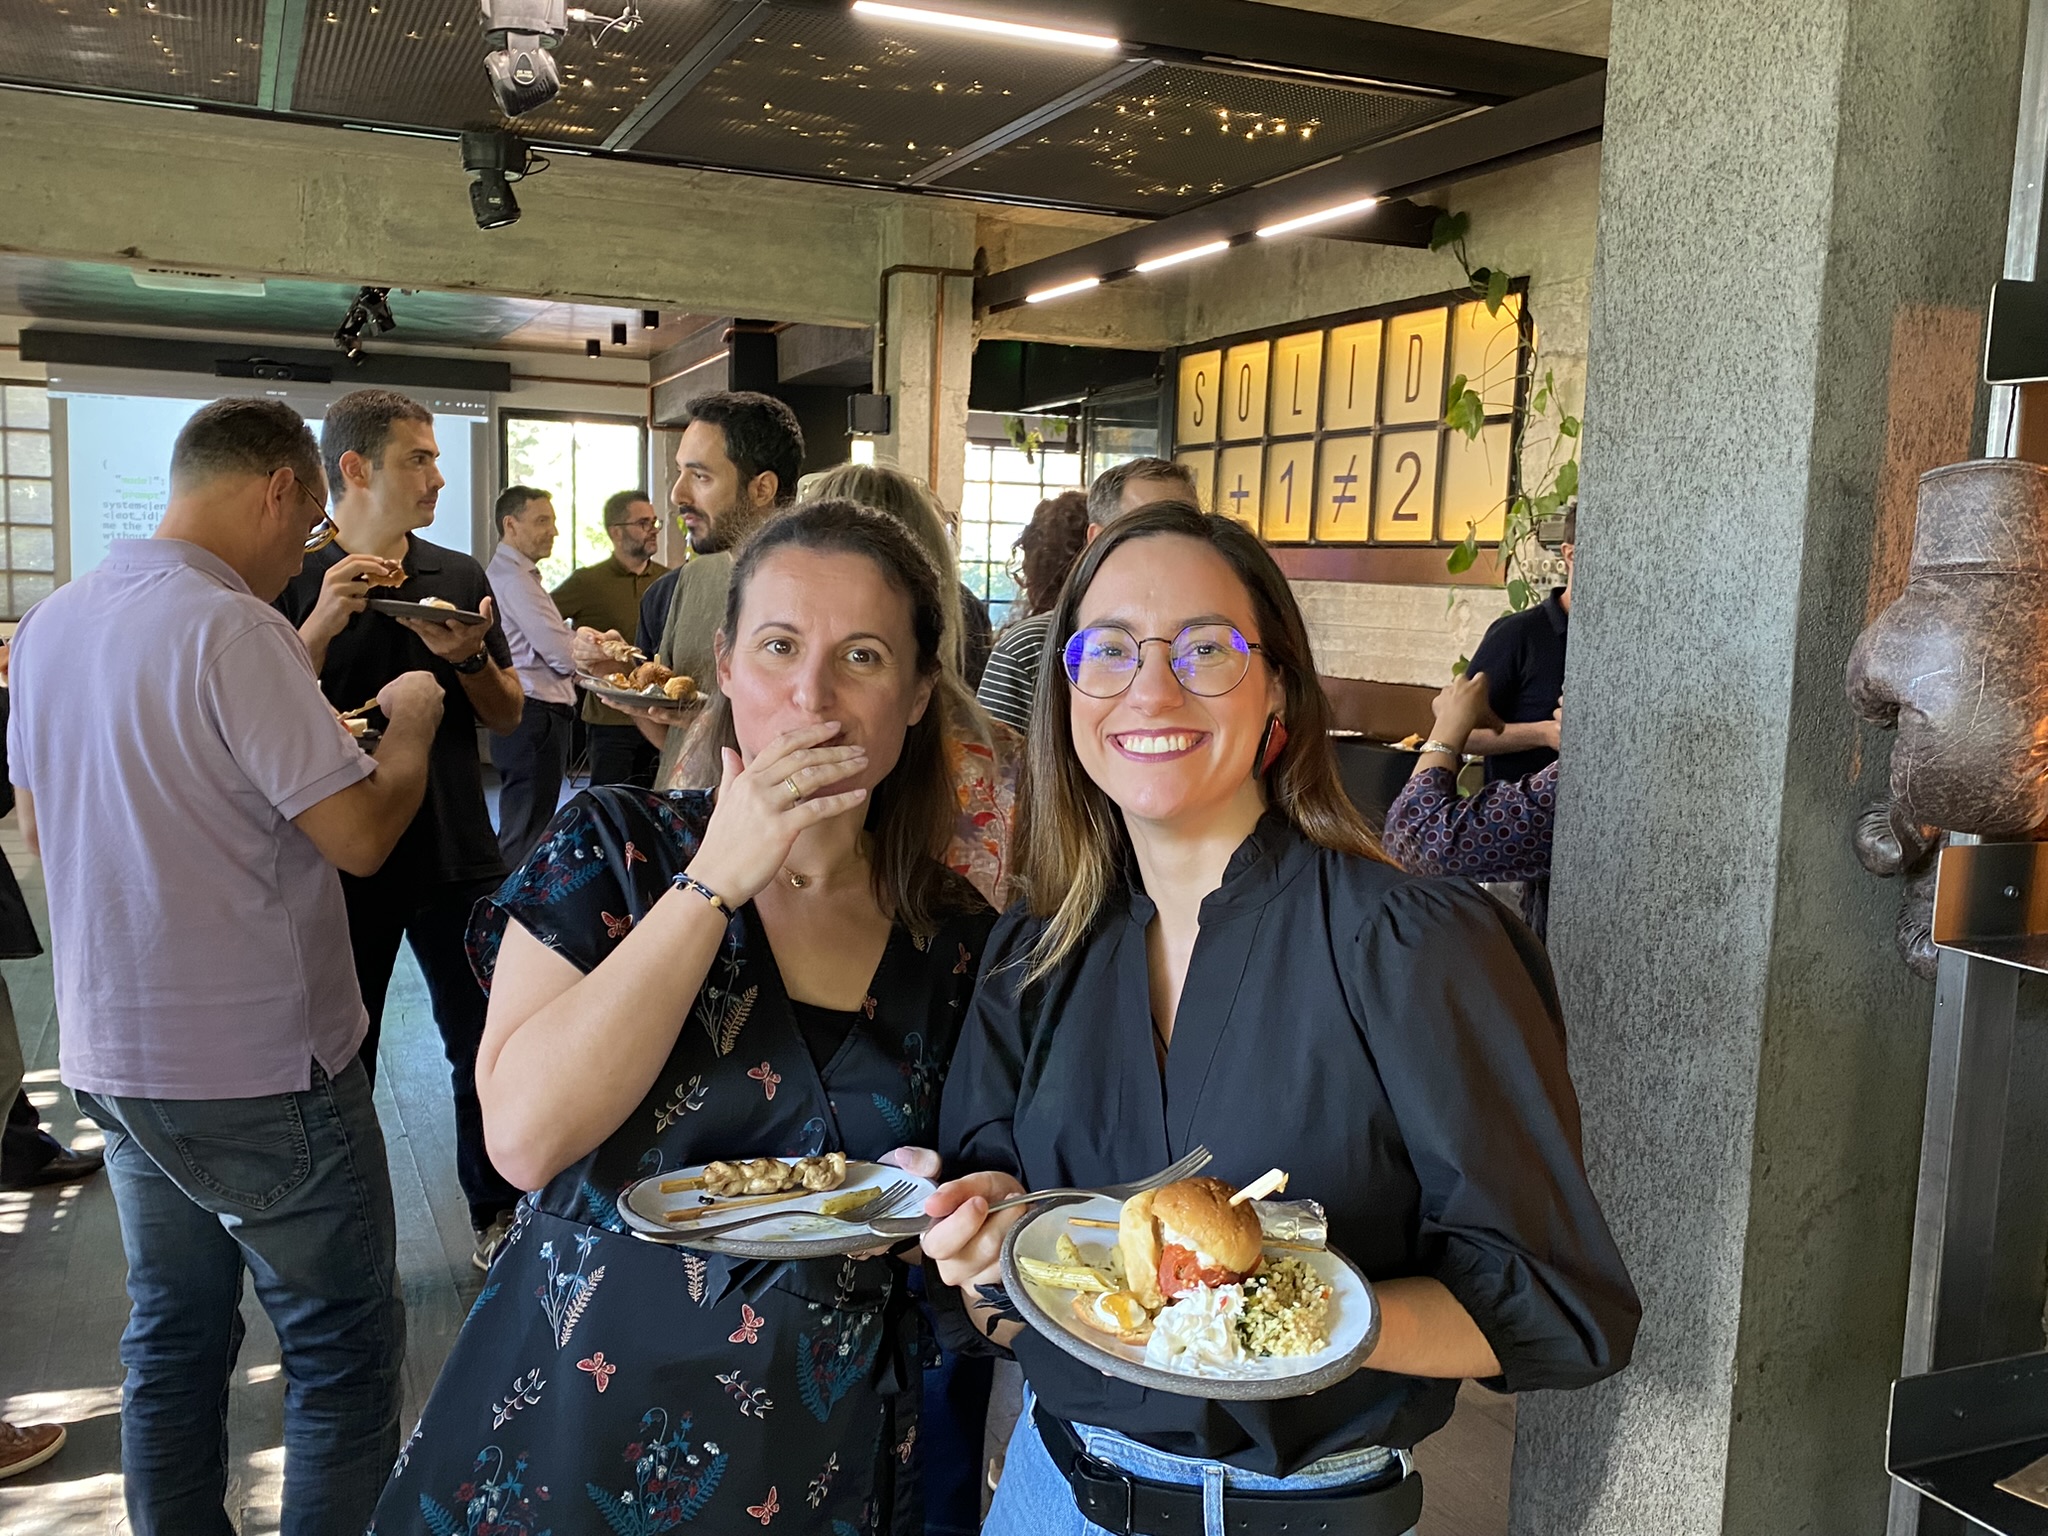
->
xmin=784 ymin=775 xmax=803 ymax=806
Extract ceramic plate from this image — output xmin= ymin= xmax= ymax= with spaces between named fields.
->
xmin=577 ymin=675 xmax=705 ymax=711
xmin=367 ymin=597 xmax=486 ymax=625
xmin=999 ymin=1194 xmax=1378 ymax=1400
xmin=620 ymin=1160 xmax=936 ymax=1260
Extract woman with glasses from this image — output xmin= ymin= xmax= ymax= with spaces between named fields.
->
xmin=920 ymin=502 xmax=1638 ymax=1536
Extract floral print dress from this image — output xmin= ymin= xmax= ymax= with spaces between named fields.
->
xmin=370 ymin=787 xmax=992 ymax=1536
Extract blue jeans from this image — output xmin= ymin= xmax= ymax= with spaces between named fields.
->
xmin=987 ymin=1389 xmax=1412 ymax=1536
xmin=77 ymin=1059 xmax=404 ymax=1536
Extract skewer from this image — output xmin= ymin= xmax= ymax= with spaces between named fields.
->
xmin=657 ymin=1175 xmax=709 ymax=1194
xmin=1229 ymin=1168 xmax=1289 ymax=1206
xmin=662 ymin=1186 xmax=822 ymax=1223
xmin=338 ymin=698 xmax=381 ymax=720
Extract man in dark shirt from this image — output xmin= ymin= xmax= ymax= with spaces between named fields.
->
xmin=550 ymin=489 xmax=667 ymax=787
xmin=276 ymin=388 xmax=526 ymax=1269
xmin=1465 ymin=525 xmax=1572 ymax=782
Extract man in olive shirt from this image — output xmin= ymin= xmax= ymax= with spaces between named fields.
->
xmin=550 ymin=488 xmax=667 ymax=787
xmin=571 ymin=392 xmax=803 ymax=789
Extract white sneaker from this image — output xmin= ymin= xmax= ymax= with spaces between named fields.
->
xmin=472 ymin=1210 xmax=515 ymax=1272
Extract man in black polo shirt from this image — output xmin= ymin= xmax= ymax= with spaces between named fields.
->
xmin=1465 ymin=517 xmax=1573 ymax=782
xmin=277 ymin=388 xmax=526 ymax=1269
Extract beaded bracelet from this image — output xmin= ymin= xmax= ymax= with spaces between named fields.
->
xmin=670 ymin=871 xmax=730 ymax=915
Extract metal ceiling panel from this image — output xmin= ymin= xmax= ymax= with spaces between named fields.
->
xmin=631 ymin=3 xmax=1109 ymax=185
xmin=291 ymin=0 xmax=736 ymax=141
xmin=0 ymin=0 xmax=265 ymax=104
xmin=933 ymin=64 xmax=1463 ymax=215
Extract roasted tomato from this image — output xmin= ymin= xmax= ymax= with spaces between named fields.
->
xmin=1158 ymin=1244 xmax=1245 ymax=1299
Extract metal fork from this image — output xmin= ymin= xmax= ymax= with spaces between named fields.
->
xmin=866 ymin=1144 xmax=1213 ymax=1238
xmin=655 ymin=1180 xmax=921 ymax=1242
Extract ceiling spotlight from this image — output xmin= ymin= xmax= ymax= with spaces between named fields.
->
xmin=334 ymin=286 xmax=396 ymax=360
xmin=586 ymin=338 xmax=602 ymax=357
xmin=611 ymin=320 xmax=628 ymax=346
xmin=1133 ymin=240 xmax=1231 ymax=274
xmin=641 ymin=309 xmax=659 ymax=330
xmin=462 ymin=128 xmax=539 ymax=229
xmin=482 ymin=0 xmax=567 ymax=117
xmin=849 ymin=2 xmax=1118 ymax=52
xmin=1255 ymin=194 xmax=1383 ymax=239
xmin=1025 ymin=276 xmax=1101 ymax=304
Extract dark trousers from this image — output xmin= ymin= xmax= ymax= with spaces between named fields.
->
xmin=2 ymin=1085 xmax=64 ymax=1178
xmin=586 ymin=721 xmax=659 ymax=789
xmin=490 ymin=697 xmax=575 ymax=869
xmin=342 ymin=875 xmax=520 ymax=1230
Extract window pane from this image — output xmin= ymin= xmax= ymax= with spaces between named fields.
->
xmin=3 ymin=386 xmax=49 ymax=430
xmin=9 ymin=574 xmax=52 ymax=615
xmin=4 ymin=432 xmax=50 ymax=478
xmin=8 ymin=479 xmax=52 ymax=525
xmin=10 ymin=526 xmax=53 ymax=573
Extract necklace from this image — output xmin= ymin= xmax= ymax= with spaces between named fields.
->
xmin=780 ymin=834 xmax=871 ymax=892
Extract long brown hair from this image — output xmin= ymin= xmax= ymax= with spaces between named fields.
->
xmin=1014 ymin=501 xmax=1383 ymax=977
xmin=681 ymin=498 xmax=969 ymax=932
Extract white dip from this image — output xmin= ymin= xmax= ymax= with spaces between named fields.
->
xmin=1143 ymin=1284 xmax=1251 ymax=1375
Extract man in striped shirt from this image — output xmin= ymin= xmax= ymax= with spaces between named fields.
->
xmin=975 ymin=457 xmax=1196 ymax=734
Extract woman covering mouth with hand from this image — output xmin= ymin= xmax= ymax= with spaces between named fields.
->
xmin=921 ymin=502 xmax=1638 ymax=1536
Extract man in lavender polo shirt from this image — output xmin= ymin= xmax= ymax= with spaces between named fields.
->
xmin=8 ymin=398 xmax=444 ymax=1536
xmin=487 ymin=484 xmax=579 ymax=865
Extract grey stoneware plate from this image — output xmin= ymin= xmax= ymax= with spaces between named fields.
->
xmin=619 ymin=1160 xmax=937 ymax=1260
xmin=1000 ymin=1193 xmax=1379 ymax=1400
xmin=576 ymin=675 xmax=707 ymax=712
xmin=367 ymin=597 xmax=486 ymax=625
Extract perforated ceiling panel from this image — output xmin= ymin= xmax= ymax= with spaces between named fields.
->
xmin=292 ymin=0 xmax=735 ymax=140
xmin=0 ymin=0 xmax=265 ymax=104
xmin=633 ymin=4 xmax=1110 ymax=185
xmin=933 ymin=65 xmax=1463 ymax=214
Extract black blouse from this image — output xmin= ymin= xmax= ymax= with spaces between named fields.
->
xmin=939 ymin=813 xmax=1637 ymax=1475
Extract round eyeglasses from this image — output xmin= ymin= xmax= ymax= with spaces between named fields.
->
xmin=1063 ymin=622 xmax=1266 ymax=699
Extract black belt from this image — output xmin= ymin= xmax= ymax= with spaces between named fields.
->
xmin=1032 ymin=1405 xmax=1423 ymax=1536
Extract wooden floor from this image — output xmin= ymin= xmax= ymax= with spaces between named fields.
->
xmin=0 ymin=812 xmax=1513 ymax=1535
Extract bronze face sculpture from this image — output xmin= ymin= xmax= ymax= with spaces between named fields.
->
xmin=1846 ymin=458 xmax=2048 ymax=975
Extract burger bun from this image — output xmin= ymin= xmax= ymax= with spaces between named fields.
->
xmin=1152 ymin=1176 xmax=1263 ymax=1276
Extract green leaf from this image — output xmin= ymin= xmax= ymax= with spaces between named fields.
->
xmin=1446 ymin=530 xmax=1479 ymax=573
xmin=1485 ymin=268 xmax=1511 ymax=314
xmin=1531 ymin=383 xmax=1550 ymax=414
xmin=1555 ymin=459 xmax=1579 ymax=498
xmin=1451 ymin=654 xmax=1470 ymax=677
xmin=1446 ymin=387 xmax=1485 ymax=438
xmin=1507 ymin=578 xmax=1534 ymax=610
xmin=1429 ymin=211 xmax=1470 ymax=252
xmin=1559 ymin=415 xmax=1581 ymax=438
xmin=1532 ymin=488 xmax=1564 ymax=517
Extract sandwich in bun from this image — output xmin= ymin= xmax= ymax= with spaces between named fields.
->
xmin=1125 ymin=1177 xmax=1264 ymax=1301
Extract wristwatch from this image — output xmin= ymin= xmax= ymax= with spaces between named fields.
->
xmin=452 ymin=650 xmax=489 ymax=675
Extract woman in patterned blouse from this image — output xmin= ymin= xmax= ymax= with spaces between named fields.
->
xmin=370 ymin=501 xmax=994 ymax=1536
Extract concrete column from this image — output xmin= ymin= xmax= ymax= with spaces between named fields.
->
xmin=1513 ymin=2 xmax=2028 ymax=1533
xmin=873 ymin=206 xmax=977 ymax=513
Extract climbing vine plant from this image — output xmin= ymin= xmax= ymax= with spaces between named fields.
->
xmin=1431 ymin=211 xmax=1580 ymax=612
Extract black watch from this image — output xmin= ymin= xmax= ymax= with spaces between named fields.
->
xmin=452 ymin=650 xmax=489 ymax=675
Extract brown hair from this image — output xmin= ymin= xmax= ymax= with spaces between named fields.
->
xmin=1015 ymin=490 xmax=1089 ymax=616
xmin=320 ymin=387 xmax=433 ymax=495
xmin=800 ymin=463 xmax=968 ymax=680
xmin=681 ymin=499 xmax=970 ymax=932
xmin=1015 ymin=501 xmax=1383 ymax=978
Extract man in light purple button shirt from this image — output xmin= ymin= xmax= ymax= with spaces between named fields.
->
xmin=486 ymin=484 xmax=579 ymax=865
xmin=8 ymin=398 xmax=445 ymax=1536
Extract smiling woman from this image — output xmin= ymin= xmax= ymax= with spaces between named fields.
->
xmin=922 ymin=502 xmax=1638 ymax=1536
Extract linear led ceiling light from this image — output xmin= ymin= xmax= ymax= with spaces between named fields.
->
xmin=850 ymin=2 xmax=1120 ymax=52
xmin=1025 ymin=276 xmax=1102 ymax=304
xmin=1133 ymin=240 xmax=1231 ymax=274
xmin=1255 ymin=194 xmax=1383 ymax=239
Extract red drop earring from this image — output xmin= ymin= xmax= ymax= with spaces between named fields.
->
xmin=1258 ymin=716 xmax=1289 ymax=774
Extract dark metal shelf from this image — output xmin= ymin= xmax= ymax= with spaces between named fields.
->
xmin=1892 ymin=1352 xmax=2048 ymax=1534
